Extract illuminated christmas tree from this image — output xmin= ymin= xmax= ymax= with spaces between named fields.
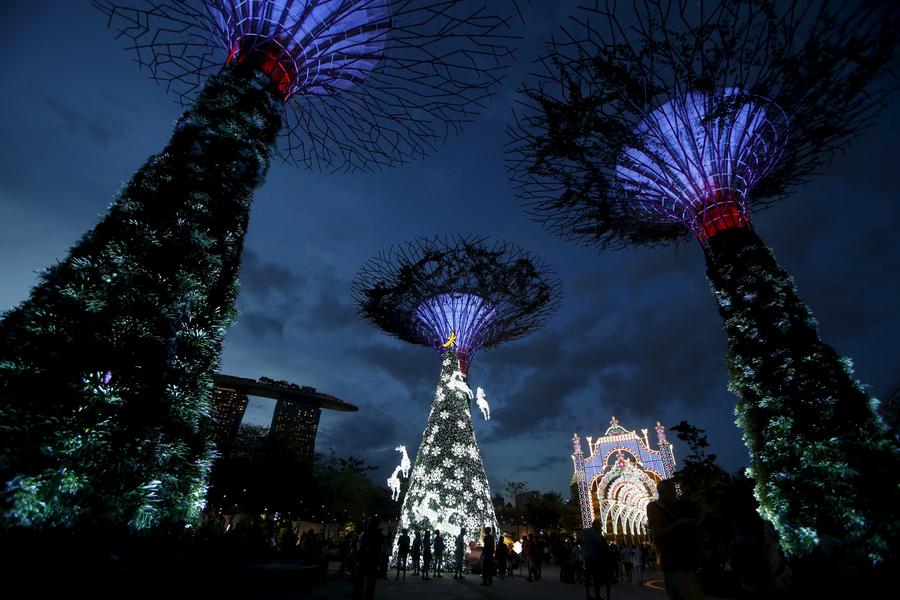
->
xmin=0 ymin=1 xmax=519 ymax=530
xmin=506 ymin=0 xmax=900 ymax=564
xmin=353 ymin=235 xmax=561 ymax=554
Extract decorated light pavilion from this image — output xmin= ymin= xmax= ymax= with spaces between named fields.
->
xmin=572 ymin=417 xmax=676 ymax=539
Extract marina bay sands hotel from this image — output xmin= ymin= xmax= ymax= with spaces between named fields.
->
xmin=210 ymin=373 xmax=357 ymax=458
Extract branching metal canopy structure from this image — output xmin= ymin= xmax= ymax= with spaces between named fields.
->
xmin=353 ymin=234 xmax=562 ymax=372
xmin=505 ymin=0 xmax=897 ymax=248
xmin=97 ymin=0 xmax=522 ymax=171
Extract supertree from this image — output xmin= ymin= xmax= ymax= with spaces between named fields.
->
xmin=0 ymin=1 xmax=520 ymax=531
xmin=353 ymin=235 xmax=561 ymax=555
xmin=505 ymin=0 xmax=900 ymax=565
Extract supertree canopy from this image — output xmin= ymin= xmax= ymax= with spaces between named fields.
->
xmin=356 ymin=235 xmax=561 ymax=374
xmin=0 ymin=1 xmax=519 ymax=532
xmin=615 ymin=88 xmax=787 ymax=240
xmin=353 ymin=235 xmax=561 ymax=554
xmin=97 ymin=0 xmax=521 ymax=171
xmin=506 ymin=0 xmax=900 ymax=565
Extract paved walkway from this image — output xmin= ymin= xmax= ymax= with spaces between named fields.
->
xmin=294 ymin=564 xmax=674 ymax=599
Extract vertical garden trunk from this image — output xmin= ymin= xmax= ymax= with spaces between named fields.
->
xmin=0 ymin=61 xmax=283 ymax=530
xmin=393 ymin=349 xmax=498 ymax=560
xmin=704 ymin=226 xmax=900 ymax=565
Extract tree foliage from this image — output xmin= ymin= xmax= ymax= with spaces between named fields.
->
xmin=707 ymin=227 xmax=900 ymax=566
xmin=522 ymin=491 xmax=567 ymax=532
xmin=0 ymin=61 xmax=283 ymax=530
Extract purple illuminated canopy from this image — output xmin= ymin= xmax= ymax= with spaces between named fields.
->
xmin=615 ymin=89 xmax=787 ymax=239
xmin=353 ymin=235 xmax=562 ymax=370
xmin=207 ymin=0 xmax=390 ymax=96
xmin=506 ymin=0 xmax=893 ymax=249
xmin=415 ymin=293 xmax=496 ymax=356
xmin=98 ymin=0 xmax=521 ymax=171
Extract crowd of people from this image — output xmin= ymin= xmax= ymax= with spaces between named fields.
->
xmin=194 ymin=478 xmax=791 ymax=600
xmin=331 ymin=520 xmax=662 ymax=599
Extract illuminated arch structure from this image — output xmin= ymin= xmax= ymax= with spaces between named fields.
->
xmin=572 ymin=417 xmax=676 ymax=538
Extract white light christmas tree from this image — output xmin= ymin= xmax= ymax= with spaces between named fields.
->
xmin=353 ymin=236 xmax=562 ymax=562
xmin=393 ymin=349 xmax=498 ymax=558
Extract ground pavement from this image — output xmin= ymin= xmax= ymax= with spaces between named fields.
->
xmin=293 ymin=563 xmax=682 ymax=600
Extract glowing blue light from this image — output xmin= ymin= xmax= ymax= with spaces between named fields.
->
xmin=615 ymin=89 xmax=787 ymax=238
xmin=415 ymin=293 xmax=496 ymax=356
xmin=205 ymin=0 xmax=390 ymax=95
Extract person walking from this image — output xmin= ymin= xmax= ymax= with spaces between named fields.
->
xmin=583 ymin=518 xmax=612 ymax=600
xmin=633 ymin=542 xmax=644 ymax=585
xmin=647 ymin=478 xmax=704 ymax=600
xmin=573 ymin=538 xmax=584 ymax=584
xmin=411 ymin=530 xmax=422 ymax=576
xmin=623 ymin=544 xmax=634 ymax=583
xmin=380 ymin=528 xmax=393 ymax=579
xmin=524 ymin=533 xmax=536 ymax=581
xmin=531 ymin=534 xmax=543 ymax=581
xmin=422 ymin=531 xmax=432 ymax=581
xmin=433 ymin=530 xmax=445 ymax=578
xmin=481 ymin=527 xmax=496 ymax=586
xmin=454 ymin=528 xmax=467 ymax=579
xmin=352 ymin=519 xmax=383 ymax=600
xmin=610 ymin=543 xmax=622 ymax=583
xmin=495 ymin=534 xmax=508 ymax=581
xmin=396 ymin=528 xmax=411 ymax=580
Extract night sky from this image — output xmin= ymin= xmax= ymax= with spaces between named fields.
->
xmin=1 ymin=1 xmax=898 ymax=499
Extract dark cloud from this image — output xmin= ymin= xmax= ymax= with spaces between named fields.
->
xmin=350 ymin=341 xmax=437 ymax=391
xmin=236 ymin=310 xmax=284 ymax=339
xmin=481 ymin=363 xmax=585 ymax=442
xmin=239 ymin=249 xmax=305 ymax=300
xmin=42 ymin=96 xmax=129 ymax=147
xmin=294 ymin=268 xmax=358 ymax=331
xmin=473 ymin=263 xmax=729 ymax=445
xmin=515 ymin=454 xmax=568 ymax=473
xmin=321 ymin=410 xmax=399 ymax=454
xmin=318 ymin=409 xmax=406 ymax=480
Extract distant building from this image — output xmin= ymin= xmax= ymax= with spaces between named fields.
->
xmin=271 ymin=399 xmax=321 ymax=459
xmin=209 ymin=385 xmax=250 ymax=450
xmin=211 ymin=373 xmax=357 ymax=459
xmin=515 ymin=490 xmax=540 ymax=509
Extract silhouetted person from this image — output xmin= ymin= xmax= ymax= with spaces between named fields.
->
xmin=623 ymin=544 xmax=634 ymax=582
xmin=583 ymin=518 xmax=611 ymax=600
xmin=422 ymin=531 xmax=432 ymax=580
xmin=633 ymin=542 xmax=644 ymax=584
xmin=481 ymin=527 xmax=495 ymax=586
xmin=454 ymin=528 xmax=467 ymax=579
xmin=411 ymin=530 xmax=421 ymax=575
xmin=525 ymin=533 xmax=541 ymax=581
xmin=353 ymin=520 xmax=383 ymax=600
xmin=433 ymin=530 xmax=445 ymax=577
xmin=647 ymin=479 xmax=704 ymax=600
xmin=495 ymin=535 xmax=508 ymax=581
xmin=396 ymin=528 xmax=411 ymax=580
xmin=380 ymin=528 xmax=393 ymax=579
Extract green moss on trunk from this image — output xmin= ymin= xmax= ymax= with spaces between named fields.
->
xmin=0 ymin=61 xmax=283 ymax=530
xmin=705 ymin=226 xmax=900 ymax=565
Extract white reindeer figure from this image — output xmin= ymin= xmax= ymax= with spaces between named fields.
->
xmin=387 ymin=465 xmax=403 ymax=501
xmin=475 ymin=387 xmax=490 ymax=420
xmin=395 ymin=445 xmax=411 ymax=478
xmin=447 ymin=369 xmax=474 ymax=400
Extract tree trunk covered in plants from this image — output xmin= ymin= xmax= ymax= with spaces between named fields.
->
xmin=0 ymin=61 xmax=283 ymax=530
xmin=704 ymin=226 xmax=900 ymax=566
